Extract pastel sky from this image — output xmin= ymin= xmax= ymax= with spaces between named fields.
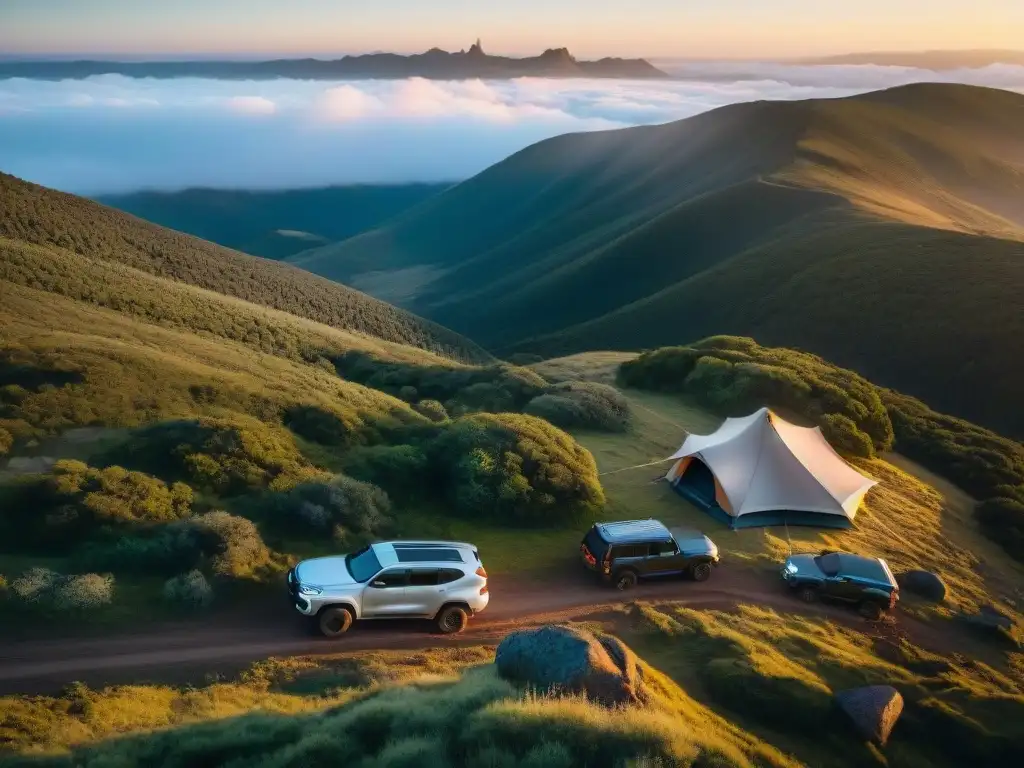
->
xmin=2 ymin=0 xmax=1021 ymax=58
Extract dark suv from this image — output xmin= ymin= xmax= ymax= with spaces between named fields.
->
xmin=580 ymin=519 xmax=720 ymax=589
xmin=782 ymin=550 xmax=899 ymax=619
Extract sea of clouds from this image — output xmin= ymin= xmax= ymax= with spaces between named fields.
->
xmin=1 ymin=62 xmax=1021 ymax=194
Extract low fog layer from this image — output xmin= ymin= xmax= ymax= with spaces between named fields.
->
xmin=2 ymin=63 xmax=1022 ymax=194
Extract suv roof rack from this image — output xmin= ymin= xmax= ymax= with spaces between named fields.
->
xmin=597 ymin=519 xmax=671 ymax=543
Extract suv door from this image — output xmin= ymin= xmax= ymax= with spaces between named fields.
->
xmin=647 ymin=539 xmax=686 ymax=577
xmin=405 ymin=568 xmax=442 ymax=617
xmin=361 ymin=568 xmax=409 ymax=617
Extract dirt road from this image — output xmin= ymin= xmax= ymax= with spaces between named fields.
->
xmin=0 ymin=565 xmax=980 ymax=695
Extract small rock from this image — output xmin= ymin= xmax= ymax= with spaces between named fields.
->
xmin=895 ymin=570 xmax=946 ymax=602
xmin=834 ymin=685 xmax=904 ymax=746
xmin=495 ymin=624 xmax=646 ymax=706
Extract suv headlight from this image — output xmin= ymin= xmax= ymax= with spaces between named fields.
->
xmin=299 ymin=584 xmax=323 ymax=596
xmin=785 ymin=563 xmax=798 ymax=574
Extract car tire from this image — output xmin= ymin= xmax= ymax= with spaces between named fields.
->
xmin=690 ymin=562 xmax=713 ymax=582
xmin=797 ymin=585 xmax=819 ymax=603
xmin=318 ymin=606 xmax=354 ymax=638
xmin=858 ymin=601 xmax=883 ymax=621
xmin=614 ymin=570 xmax=639 ymax=590
xmin=436 ymin=605 xmax=469 ymax=635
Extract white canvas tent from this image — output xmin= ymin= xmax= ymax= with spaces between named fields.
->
xmin=665 ymin=407 xmax=877 ymax=529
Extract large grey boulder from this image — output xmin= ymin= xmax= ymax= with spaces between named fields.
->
xmin=494 ymin=624 xmax=645 ymax=706
xmin=896 ymin=570 xmax=947 ymax=602
xmin=834 ymin=685 xmax=904 ymax=745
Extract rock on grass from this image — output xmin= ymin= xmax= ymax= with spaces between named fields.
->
xmin=494 ymin=624 xmax=646 ymax=706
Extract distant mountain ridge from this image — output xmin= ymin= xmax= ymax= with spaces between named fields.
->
xmin=0 ymin=41 xmax=668 ymax=81
xmin=289 ymin=82 xmax=1024 ymax=437
xmin=798 ymin=49 xmax=1024 ymax=69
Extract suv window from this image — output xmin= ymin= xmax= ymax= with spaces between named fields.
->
xmin=346 ymin=546 xmax=383 ymax=583
xmin=650 ymin=540 xmax=678 ymax=556
xmin=612 ymin=544 xmax=648 ymax=559
xmin=408 ymin=569 xmax=439 ymax=587
xmin=438 ymin=568 xmax=463 ymax=584
xmin=372 ymin=569 xmax=408 ymax=588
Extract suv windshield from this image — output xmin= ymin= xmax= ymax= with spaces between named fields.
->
xmin=345 ymin=546 xmax=382 ymax=583
xmin=814 ymin=552 xmax=841 ymax=576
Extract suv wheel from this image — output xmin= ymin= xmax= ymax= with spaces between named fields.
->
xmin=797 ymin=585 xmax=818 ymax=604
xmin=318 ymin=606 xmax=354 ymax=638
xmin=614 ymin=570 xmax=638 ymax=590
xmin=690 ymin=562 xmax=712 ymax=582
xmin=858 ymin=601 xmax=883 ymax=621
xmin=437 ymin=605 xmax=469 ymax=635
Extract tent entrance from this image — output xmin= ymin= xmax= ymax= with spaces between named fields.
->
xmin=679 ymin=458 xmax=716 ymax=506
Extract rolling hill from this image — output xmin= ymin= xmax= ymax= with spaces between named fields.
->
xmin=96 ymin=184 xmax=451 ymax=260
xmin=0 ymin=173 xmax=488 ymax=363
xmin=290 ymin=83 xmax=1024 ymax=437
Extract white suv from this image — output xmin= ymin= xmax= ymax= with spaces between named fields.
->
xmin=288 ymin=540 xmax=489 ymax=637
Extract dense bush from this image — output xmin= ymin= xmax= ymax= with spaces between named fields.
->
xmin=332 ymin=351 xmax=548 ymax=416
xmin=261 ymin=475 xmax=393 ymax=547
xmin=427 ymin=413 xmax=605 ymax=526
xmin=73 ymin=523 xmax=204 ymax=577
xmin=105 ymin=417 xmax=326 ymax=494
xmin=191 ymin=510 xmax=270 ymax=579
xmin=9 ymin=568 xmax=114 ymax=611
xmin=283 ymin=405 xmax=365 ymax=447
xmin=2 ymin=461 xmax=194 ymax=552
xmin=340 ymin=444 xmax=430 ymax=495
xmin=413 ymin=399 xmax=448 ymax=422
xmin=525 ymin=381 xmax=630 ymax=432
xmin=619 ymin=337 xmax=893 ymax=457
xmin=162 ymin=570 xmax=214 ymax=609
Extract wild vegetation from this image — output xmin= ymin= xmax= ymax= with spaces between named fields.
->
xmin=295 ymin=83 xmax=1024 ymax=438
xmin=0 ymin=173 xmax=488 ymax=362
xmin=618 ymin=337 xmax=1024 ymax=563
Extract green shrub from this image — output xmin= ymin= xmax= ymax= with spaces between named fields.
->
xmin=428 ymin=413 xmax=605 ymax=526
xmin=191 ymin=511 xmax=270 ymax=579
xmin=73 ymin=523 xmax=203 ymax=576
xmin=163 ymin=570 xmax=214 ymax=609
xmin=332 ymin=352 xmax=548 ymax=415
xmin=525 ymin=382 xmax=630 ymax=432
xmin=9 ymin=568 xmax=114 ymax=611
xmin=107 ymin=417 xmax=326 ymax=494
xmin=284 ymin=405 xmax=366 ymax=447
xmin=341 ymin=444 xmax=430 ymax=496
xmin=262 ymin=475 xmax=393 ymax=546
xmin=413 ymin=400 xmax=448 ymax=423
xmin=619 ymin=337 xmax=893 ymax=456
xmin=0 ymin=425 xmax=12 ymax=457
xmin=820 ymin=414 xmax=875 ymax=459
xmin=4 ymin=461 xmax=194 ymax=553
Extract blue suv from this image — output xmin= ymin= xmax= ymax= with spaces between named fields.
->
xmin=782 ymin=550 xmax=899 ymax=619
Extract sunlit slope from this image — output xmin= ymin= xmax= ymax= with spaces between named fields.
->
xmin=0 ymin=173 xmax=488 ymax=362
xmin=291 ymin=83 xmax=1024 ymax=435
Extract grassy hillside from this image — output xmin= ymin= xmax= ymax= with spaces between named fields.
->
xmin=0 ymin=173 xmax=487 ymax=363
xmin=2 ymin=611 xmax=1021 ymax=766
xmin=97 ymin=184 xmax=450 ymax=260
xmin=291 ymin=83 xmax=1024 ymax=436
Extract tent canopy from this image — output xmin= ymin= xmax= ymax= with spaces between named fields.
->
xmin=665 ymin=408 xmax=877 ymax=527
